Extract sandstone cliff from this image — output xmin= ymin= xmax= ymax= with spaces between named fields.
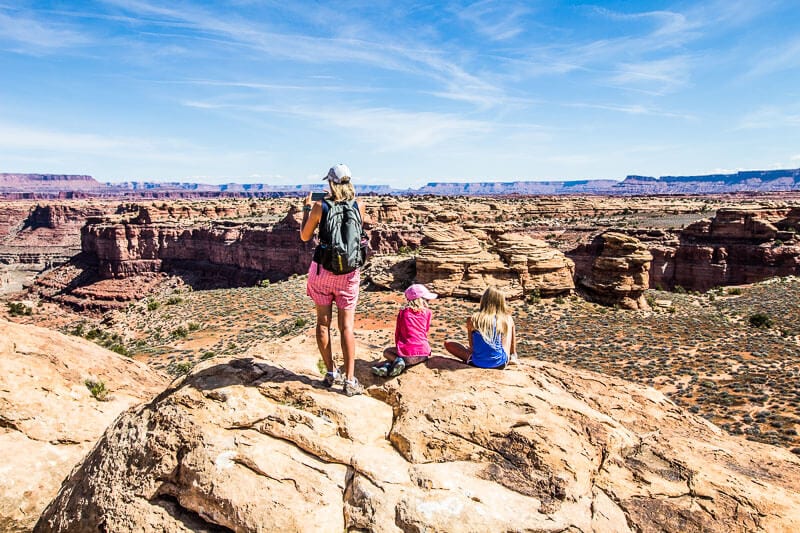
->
xmin=36 ymin=333 xmax=800 ymax=532
xmin=415 ymin=226 xmax=574 ymax=299
xmin=672 ymin=207 xmax=800 ymax=291
xmin=0 ymin=320 xmax=166 ymax=532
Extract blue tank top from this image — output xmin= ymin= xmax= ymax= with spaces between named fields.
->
xmin=470 ymin=317 xmax=508 ymax=368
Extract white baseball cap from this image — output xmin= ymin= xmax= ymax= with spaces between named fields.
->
xmin=324 ymin=163 xmax=351 ymax=184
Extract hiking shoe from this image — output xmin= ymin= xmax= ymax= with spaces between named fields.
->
xmin=343 ymin=377 xmax=364 ymax=397
xmin=388 ymin=357 xmax=406 ymax=377
xmin=371 ymin=362 xmax=392 ymax=377
xmin=323 ymin=369 xmax=343 ymax=387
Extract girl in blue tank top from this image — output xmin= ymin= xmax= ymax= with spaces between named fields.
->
xmin=444 ymin=286 xmax=517 ymax=369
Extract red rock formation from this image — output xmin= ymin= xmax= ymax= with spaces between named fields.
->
xmin=577 ymin=232 xmax=653 ymax=309
xmin=673 ymin=208 xmax=800 ymax=291
xmin=415 ymin=226 xmax=574 ymax=299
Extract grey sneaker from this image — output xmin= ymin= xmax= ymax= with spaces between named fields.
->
xmin=323 ymin=369 xmax=343 ymax=387
xmin=371 ymin=362 xmax=392 ymax=377
xmin=343 ymin=377 xmax=364 ymax=397
xmin=388 ymin=357 xmax=406 ymax=377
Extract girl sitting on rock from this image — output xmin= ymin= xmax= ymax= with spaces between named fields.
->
xmin=372 ymin=284 xmax=437 ymax=377
xmin=444 ymin=285 xmax=518 ymax=368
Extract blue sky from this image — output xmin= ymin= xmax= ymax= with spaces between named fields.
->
xmin=1 ymin=1 xmax=799 ymax=187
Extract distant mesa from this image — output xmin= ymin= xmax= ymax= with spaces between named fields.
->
xmin=2 ymin=167 xmax=800 ymax=198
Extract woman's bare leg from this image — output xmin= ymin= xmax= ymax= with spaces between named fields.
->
xmin=315 ymin=305 xmax=334 ymax=372
xmin=338 ymin=307 xmax=357 ymax=380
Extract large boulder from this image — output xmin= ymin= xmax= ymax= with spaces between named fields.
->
xmin=0 ymin=320 xmax=166 ymax=532
xmin=36 ymin=334 xmax=800 ymax=532
xmin=415 ymin=226 xmax=574 ymax=300
xmin=578 ymin=232 xmax=653 ymax=309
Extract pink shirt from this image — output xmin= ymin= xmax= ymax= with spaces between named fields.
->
xmin=395 ymin=307 xmax=432 ymax=357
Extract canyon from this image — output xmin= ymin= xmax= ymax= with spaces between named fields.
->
xmin=0 ymin=195 xmax=795 ymax=311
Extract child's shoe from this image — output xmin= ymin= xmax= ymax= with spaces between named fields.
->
xmin=388 ymin=357 xmax=406 ymax=377
xmin=343 ymin=377 xmax=364 ymax=397
xmin=323 ymin=369 xmax=343 ymax=387
xmin=371 ymin=362 xmax=392 ymax=377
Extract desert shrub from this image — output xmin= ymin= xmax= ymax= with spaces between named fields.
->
xmin=526 ymin=288 xmax=541 ymax=305
xmin=749 ymin=313 xmax=774 ymax=329
xmin=166 ymin=296 xmax=183 ymax=305
xmin=147 ymin=300 xmax=160 ymax=311
xmin=85 ymin=378 xmax=109 ymax=401
xmin=168 ymin=361 xmax=194 ymax=376
xmin=258 ymin=279 xmax=270 ymax=288
xmin=173 ymin=326 xmax=188 ymax=338
xmin=7 ymin=302 xmax=32 ymax=316
xmin=201 ymin=351 xmax=215 ymax=360
xmin=188 ymin=322 xmax=201 ymax=332
xmin=294 ymin=317 xmax=308 ymax=328
xmin=674 ymin=285 xmax=687 ymax=294
xmin=727 ymin=287 xmax=743 ymax=295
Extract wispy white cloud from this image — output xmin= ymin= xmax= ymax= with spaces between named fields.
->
xmin=747 ymin=37 xmax=800 ymax=77
xmin=455 ymin=1 xmax=530 ymax=41
xmin=180 ymin=100 xmax=492 ymax=150
xmin=609 ymin=56 xmax=693 ymax=95
xmin=736 ymin=106 xmax=800 ymax=130
xmin=0 ymin=10 xmax=88 ymax=52
xmin=565 ymin=101 xmax=695 ymax=119
xmin=99 ymin=0 xmax=509 ymax=109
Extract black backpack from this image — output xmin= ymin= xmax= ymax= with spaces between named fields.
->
xmin=313 ymin=199 xmax=367 ymax=274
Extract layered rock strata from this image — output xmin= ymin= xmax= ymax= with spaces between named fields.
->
xmin=576 ymin=232 xmax=653 ymax=309
xmin=36 ymin=336 xmax=800 ymax=532
xmin=0 ymin=320 xmax=166 ymax=532
xmin=672 ymin=208 xmax=800 ymax=291
xmin=415 ymin=226 xmax=574 ymax=299
xmin=1 ymin=203 xmax=112 ymax=294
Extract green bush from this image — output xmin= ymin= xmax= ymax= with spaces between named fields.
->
xmin=166 ymin=296 xmax=183 ymax=305
xmin=173 ymin=326 xmax=188 ymax=338
xmin=147 ymin=300 xmax=160 ymax=311
xmin=85 ymin=378 xmax=109 ymax=401
xmin=727 ymin=287 xmax=743 ymax=295
xmin=749 ymin=313 xmax=773 ymax=329
xmin=7 ymin=302 xmax=32 ymax=316
xmin=168 ymin=361 xmax=194 ymax=376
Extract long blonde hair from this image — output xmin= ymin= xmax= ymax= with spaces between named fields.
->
xmin=404 ymin=297 xmax=428 ymax=311
xmin=329 ymin=178 xmax=355 ymax=201
xmin=471 ymin=286 xmax=510 ymax=343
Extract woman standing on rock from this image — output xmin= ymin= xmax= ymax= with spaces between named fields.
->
xmin=300 ymin=163 xmax=367 ymax=396
xmin=444 ymin=285 xmax=518 ymax=369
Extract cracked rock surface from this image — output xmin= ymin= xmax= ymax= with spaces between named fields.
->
xmin=0 ymin=320 xmax=166 ymax=532
xmin=35 ymin=333 xmax=800 ymax=532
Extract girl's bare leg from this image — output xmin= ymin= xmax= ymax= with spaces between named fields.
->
xmin=444 ymin=341 xmax=471 ymax=363
xmin=382 ymin=347 xmax=398 ymax=362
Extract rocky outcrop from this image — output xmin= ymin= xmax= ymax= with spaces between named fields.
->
xmin=494 ymin=233 xmax=575 ymax=296
xmin=36 ymin=334 xmax=800 ymax=532
xmin=0 ymin=320 xmax=166 ymax=532
xmin=672 ymin=208 xmax=800 ymax=291
xmin=1 ymin=202 xmax=113 ymax=294
xmin=577 ymin=232 xmax=653 ymax=309
xmin=414 ymin=226 xmax=573 ymax=299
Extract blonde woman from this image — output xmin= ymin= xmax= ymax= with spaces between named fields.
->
xmin=301 ymin=163 xmax=367 ymax=396
xmin=444 ymin=286 xmax=517 ymax=369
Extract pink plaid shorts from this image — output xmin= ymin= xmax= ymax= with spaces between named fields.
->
xmin=306 ymin=261 xmax=360 ymax=310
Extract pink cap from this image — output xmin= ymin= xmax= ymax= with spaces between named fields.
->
xmin=404 ymin=284 xmax=437 ymax=301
